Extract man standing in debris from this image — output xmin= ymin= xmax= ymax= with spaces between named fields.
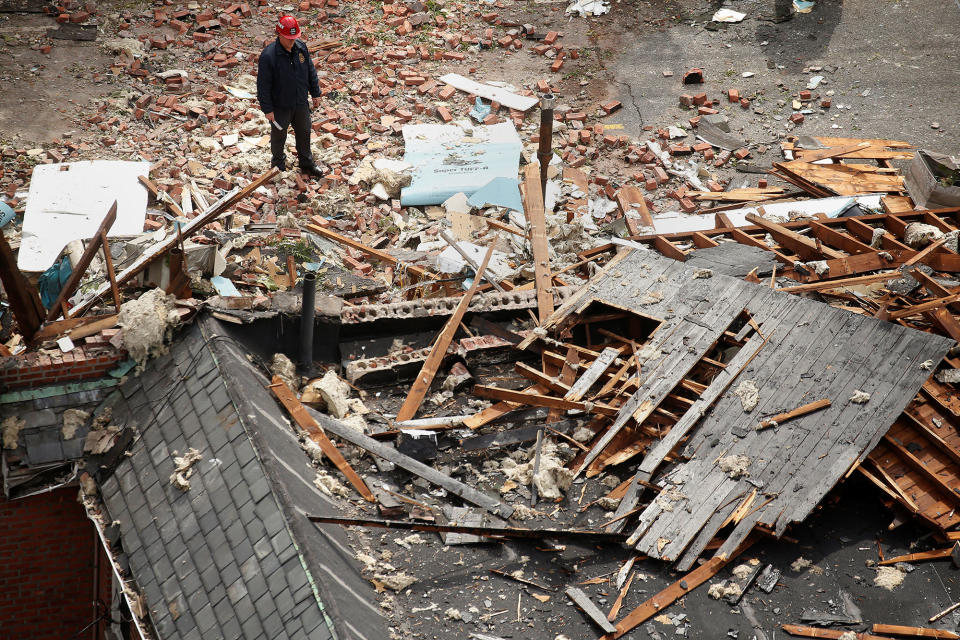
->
xmin=257 ymin=15 xmax=324 ymax=177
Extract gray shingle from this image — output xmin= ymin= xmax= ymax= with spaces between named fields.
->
xmin=240 ymin=614 xmax=265 ymax=638
xmin=93 ymin=322 xmax=350 ymax=640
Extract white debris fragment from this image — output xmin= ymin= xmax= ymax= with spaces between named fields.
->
xmin=169 ymin=448 xmax=202 ymax=491
xmin=919 ymin=360 xmax=933 ymax=370
xmin=2 ymin=416 xmax=25 ymax=450
xmin=733 ymin=380 xmax=760 ymax=412
xmin=731 ymin=563 xmax=754 ymax=580
xmin=935 ymin=369 xmax=960 ymax=384
xmin=270 ymin=353 xmax=299 ymax=392
xmin=444 ymin=607 xmax=463 ymax=620
xmin=873 ymin=566 xmax=905 ymax=591
xmin=503 ymin=440 xmax=574 ymax=499
xmin=692 ymin=268 xmax=713 ymax=279
xmin=62 ymin=409 xmax=90 ymax=440
xmin=849 ymin=390 xmax=871 ymax=404
xmin=903 ymin=222 xmax=944 ymax=249
xmin=791 ymin=557 xmax=811 ymax=572
xmin=394 ymin=534 xmax=426 ymax=549
xmin=303 ymin=370 xmax=353 ymax=419
xmin=718 ymin=454 xmax=751 ymax=479
xmin=638 ymin=290 xmax=664 ymax=305
xmin=374 ymin=572 xmax=417 ymax=592
xmin=118 ymin=288 xmax=181 ymax=369
xmin=712 ymin=8 xmax=746 ymax=22
xmin=314 ymin=470 xmax=351 ymax=498
xmin=655 ymin=487 xmax=688 ymax=512
xmin=707 ymin=580 xmax=742 ymax=599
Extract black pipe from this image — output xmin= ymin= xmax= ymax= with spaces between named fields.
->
xmin=300 ymin=271 xmax=316 ymax=375
xmin=537 ymin=93 xmax=555 ymax=201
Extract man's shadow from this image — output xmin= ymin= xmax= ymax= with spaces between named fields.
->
xmin=755 ymin=0 xmax=844 ymax=72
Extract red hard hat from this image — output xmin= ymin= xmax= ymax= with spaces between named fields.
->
xmin=276 ymin=15 xmax=301 ymax=39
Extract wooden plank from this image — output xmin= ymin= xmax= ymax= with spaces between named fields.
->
xmin=99 ymin=232 xmax=122 ymax=311
xmin=878 ymin=547 xmax=955 ymax=566
xmin=565 ymin=347 xmax=619 ymax=401
xmin=138 ymin=175 xmax=185 ymax=218
xmin=604 ymin=537 xmax=756 ymax=639
xmin=268 ymin=376 xmax=375 ymax=502
xmin=911 ymin=269 xmax=960 ymax=313
xmin=462 ymin=384 xmax=547 ymax=429
xmin=782 ymin=624 xmax=895 ymax=640
xmin=757 ymin=398 xmax=831 ymax=430
xmin=653 ymin=236 xmax=687 ymax=262
xmin=730 ymin=228 xmax=794 ymax=265
xmin=523 ymin=163 xmax=555 ymax=323
xmin=778 ymin=271 xmax=902 ymax=293
xmin=45 ymin=202 xmax=117 ymax=322
xmin=887 ymin=292 xmax=960 ymax=320
xmin=638 ymin=333 xmax=769 ymax=478
xmin=871 ymin=624 xmax=959 ymax=639
xmin=67 ymin=314 xmax=119 ymax=341
xmin=471 ymin=385 xmax=618 ymax=417
xmin=71 ymin=168 xmax=280 ymax=317
xmin=395 ymin=244 xmax=495 ymax=422
xmin=792 ymin=142 xmax=870 ymax=163
xmin=306 ymin=223 xmax=439 ymax=281
xmin=315 ymin=407 xmax=514 ymax=519
xmin=808 ymin=220 xmax=874 ymax=255
xmin=745 ymin=213 xmax=845 ymax=260
xmin=616 ymin=186 xmax=654 ymax=228
xmin=0 ymin=227 xmax=46 ymax=338
xmin=565 ymin=587 xmax=617 ymax=633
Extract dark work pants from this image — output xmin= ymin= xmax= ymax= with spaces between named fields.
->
xmin=270 ymin=104 xmax=314 ymax=169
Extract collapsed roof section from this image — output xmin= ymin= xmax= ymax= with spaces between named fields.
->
xmin=95 ymin=317 xmax=388 ymax=640
xmin=534 ymin=249 xmax=952 ymax=568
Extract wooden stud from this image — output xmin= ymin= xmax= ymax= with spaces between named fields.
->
xmin=268 ymin=376 xmax=375 ymax=502
xmin=394 ymin=244 xmax=495 ymax=422
xmin=523 ymin=163 xmax=556 ymax=324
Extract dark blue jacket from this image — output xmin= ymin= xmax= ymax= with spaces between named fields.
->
xmin=256 ymin=38 xmax=321 ymax=113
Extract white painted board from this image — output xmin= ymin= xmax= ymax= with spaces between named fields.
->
xmin=438 ymin=73 xmax=539 ymax=111
xmin=18 ymin=160 xmax=151 ymax=272
xmin=650 ymin=194 xmax=884 ymax=235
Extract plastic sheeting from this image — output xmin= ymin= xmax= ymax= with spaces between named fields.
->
xmin=399 ymin=120 xmax=522 ymax=206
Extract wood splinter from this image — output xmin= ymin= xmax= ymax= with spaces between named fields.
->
xmin=757 ymin=398 xmax=831 ymax=430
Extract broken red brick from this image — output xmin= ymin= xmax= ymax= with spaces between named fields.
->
xmin=692 ymin=142 xmax=712 ymax=153
xmin=601 ymin=100 xmax=621 ymax=114
xmin=821 ymin=99 xmax=831 ymax=109
xmin=692 ymin=93 xmax=707 ymax=106
xmin=679 ymin=197 xmax=697 ymax=212
xmin=728 ymin=89 xmax=739 ymax=103
xmin=790 ymin=113 xmax=805 ymax=124
xmin=436 ymin=106 xmax=453 ymax=122
xmin=697 ymin=106 xmax=719 ymax=115
xmin=550 ymin=58 xmax=564 ymax=72
xmin=679 ymin=94 xmax=694 ymax=107
xmin=740 ymin=98 xmax=750 ymax=109
xmin=544 ymin=30 xmax=559 ymax=44
xmin=758 ymin=179 xmax=768 ymax=188
xmin=682 ymin=68 xmax=704 ymax=84
xmin=733 ymin=148 xmax=751 ymax=160
xmin=799 ymin=89 xmax=812 ymax=100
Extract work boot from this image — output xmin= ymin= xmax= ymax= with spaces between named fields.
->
xmin=300 ymin=163 xmax=324 ymax=179
xmin=272 ymin=158 xmax=286 ymax=171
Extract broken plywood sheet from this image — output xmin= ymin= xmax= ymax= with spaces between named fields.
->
xmin=18 ymin=160 xmax=150 ymax=271
xmin=548 ymin=250 xmax=952 ymax=568
xmin=399 ymin=120 xmax=522 ymax=206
